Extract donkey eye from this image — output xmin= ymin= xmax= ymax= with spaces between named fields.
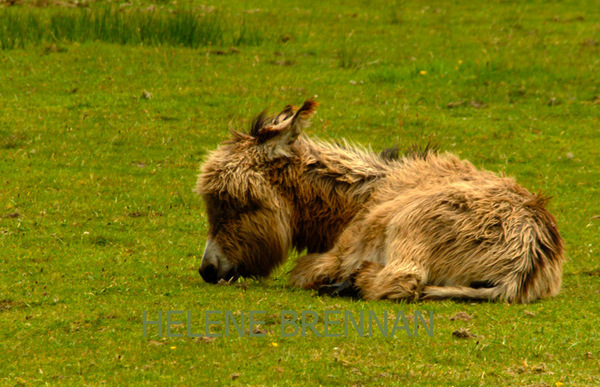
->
xmin=231 ymin=205 xmax=255 ymax=216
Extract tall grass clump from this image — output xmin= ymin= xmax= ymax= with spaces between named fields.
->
xmin=0 ymin=11 xmax=44 ymax=50
xmin=232 ymin=19 xmax=264 ymax=46
xmin=0 ymin=6 xmax=250 ymax=50
xmin=337 ymin=36 xmax=363 ymax=69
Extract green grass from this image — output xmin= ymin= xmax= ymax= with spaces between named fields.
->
xmin=1 ymin=0 xmax=599 ymax=385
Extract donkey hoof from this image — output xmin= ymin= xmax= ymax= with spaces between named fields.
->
xmin=318 ymin=281 xmax=358 ymax=298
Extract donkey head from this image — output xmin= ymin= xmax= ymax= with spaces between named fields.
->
xmin=195 ymin=100 xmax=317 ymax=283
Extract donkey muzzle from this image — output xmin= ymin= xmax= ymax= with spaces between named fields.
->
xmin=199 ymin=239 xmax=238 ymax=284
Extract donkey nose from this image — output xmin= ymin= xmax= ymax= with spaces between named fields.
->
xmin=199 ymin=264 xmax=219 ymax=284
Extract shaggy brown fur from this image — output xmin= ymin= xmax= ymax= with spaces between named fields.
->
xmin=195 ymin=100 xmax=564 ymax=303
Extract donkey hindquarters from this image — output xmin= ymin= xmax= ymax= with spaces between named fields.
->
xmin=289 ymin=177 xmax=564 ymax=304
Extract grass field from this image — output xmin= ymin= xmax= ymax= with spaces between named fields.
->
xmin=1 ymin=0 xmax=599 ymax=385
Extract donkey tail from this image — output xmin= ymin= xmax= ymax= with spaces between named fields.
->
xmin=420 ymin=285 xmax=505 ymax=302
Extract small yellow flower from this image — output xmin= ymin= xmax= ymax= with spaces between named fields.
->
xmin=170 ymin=346 xmax=177 ymax=350
xmin=271 ymin=342 xmax=279 ymax=347
xmin=458 ymin=60 xmax=463 ymax=64
xmin=555 ymin=383 xmax=564 ymax=387
xmin=420 ymin=70 xmax=427 ymax=75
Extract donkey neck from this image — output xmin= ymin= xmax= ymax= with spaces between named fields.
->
xmin=279 ymin=136 xmax=392 ymax=253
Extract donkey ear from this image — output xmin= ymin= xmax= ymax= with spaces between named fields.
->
xmin=260 ymin=100 xmax=318 ymax=149
xmin=286 ymin=99 xmax=318 ymax=143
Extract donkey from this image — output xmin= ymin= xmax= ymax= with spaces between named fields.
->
xmin=195 ymin=100 xmax=564 ymax=303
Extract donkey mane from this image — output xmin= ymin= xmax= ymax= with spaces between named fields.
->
xmin=380 ymin=143 xmax=440 ymax=162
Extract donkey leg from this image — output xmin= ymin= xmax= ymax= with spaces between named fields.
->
xmin=420 ymin=285 xmax=504 ymax=302
xmin=289 ymin=252 xmax=342 ymax=289
xmin=353 ymin=260 xmax=425 ymax=301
